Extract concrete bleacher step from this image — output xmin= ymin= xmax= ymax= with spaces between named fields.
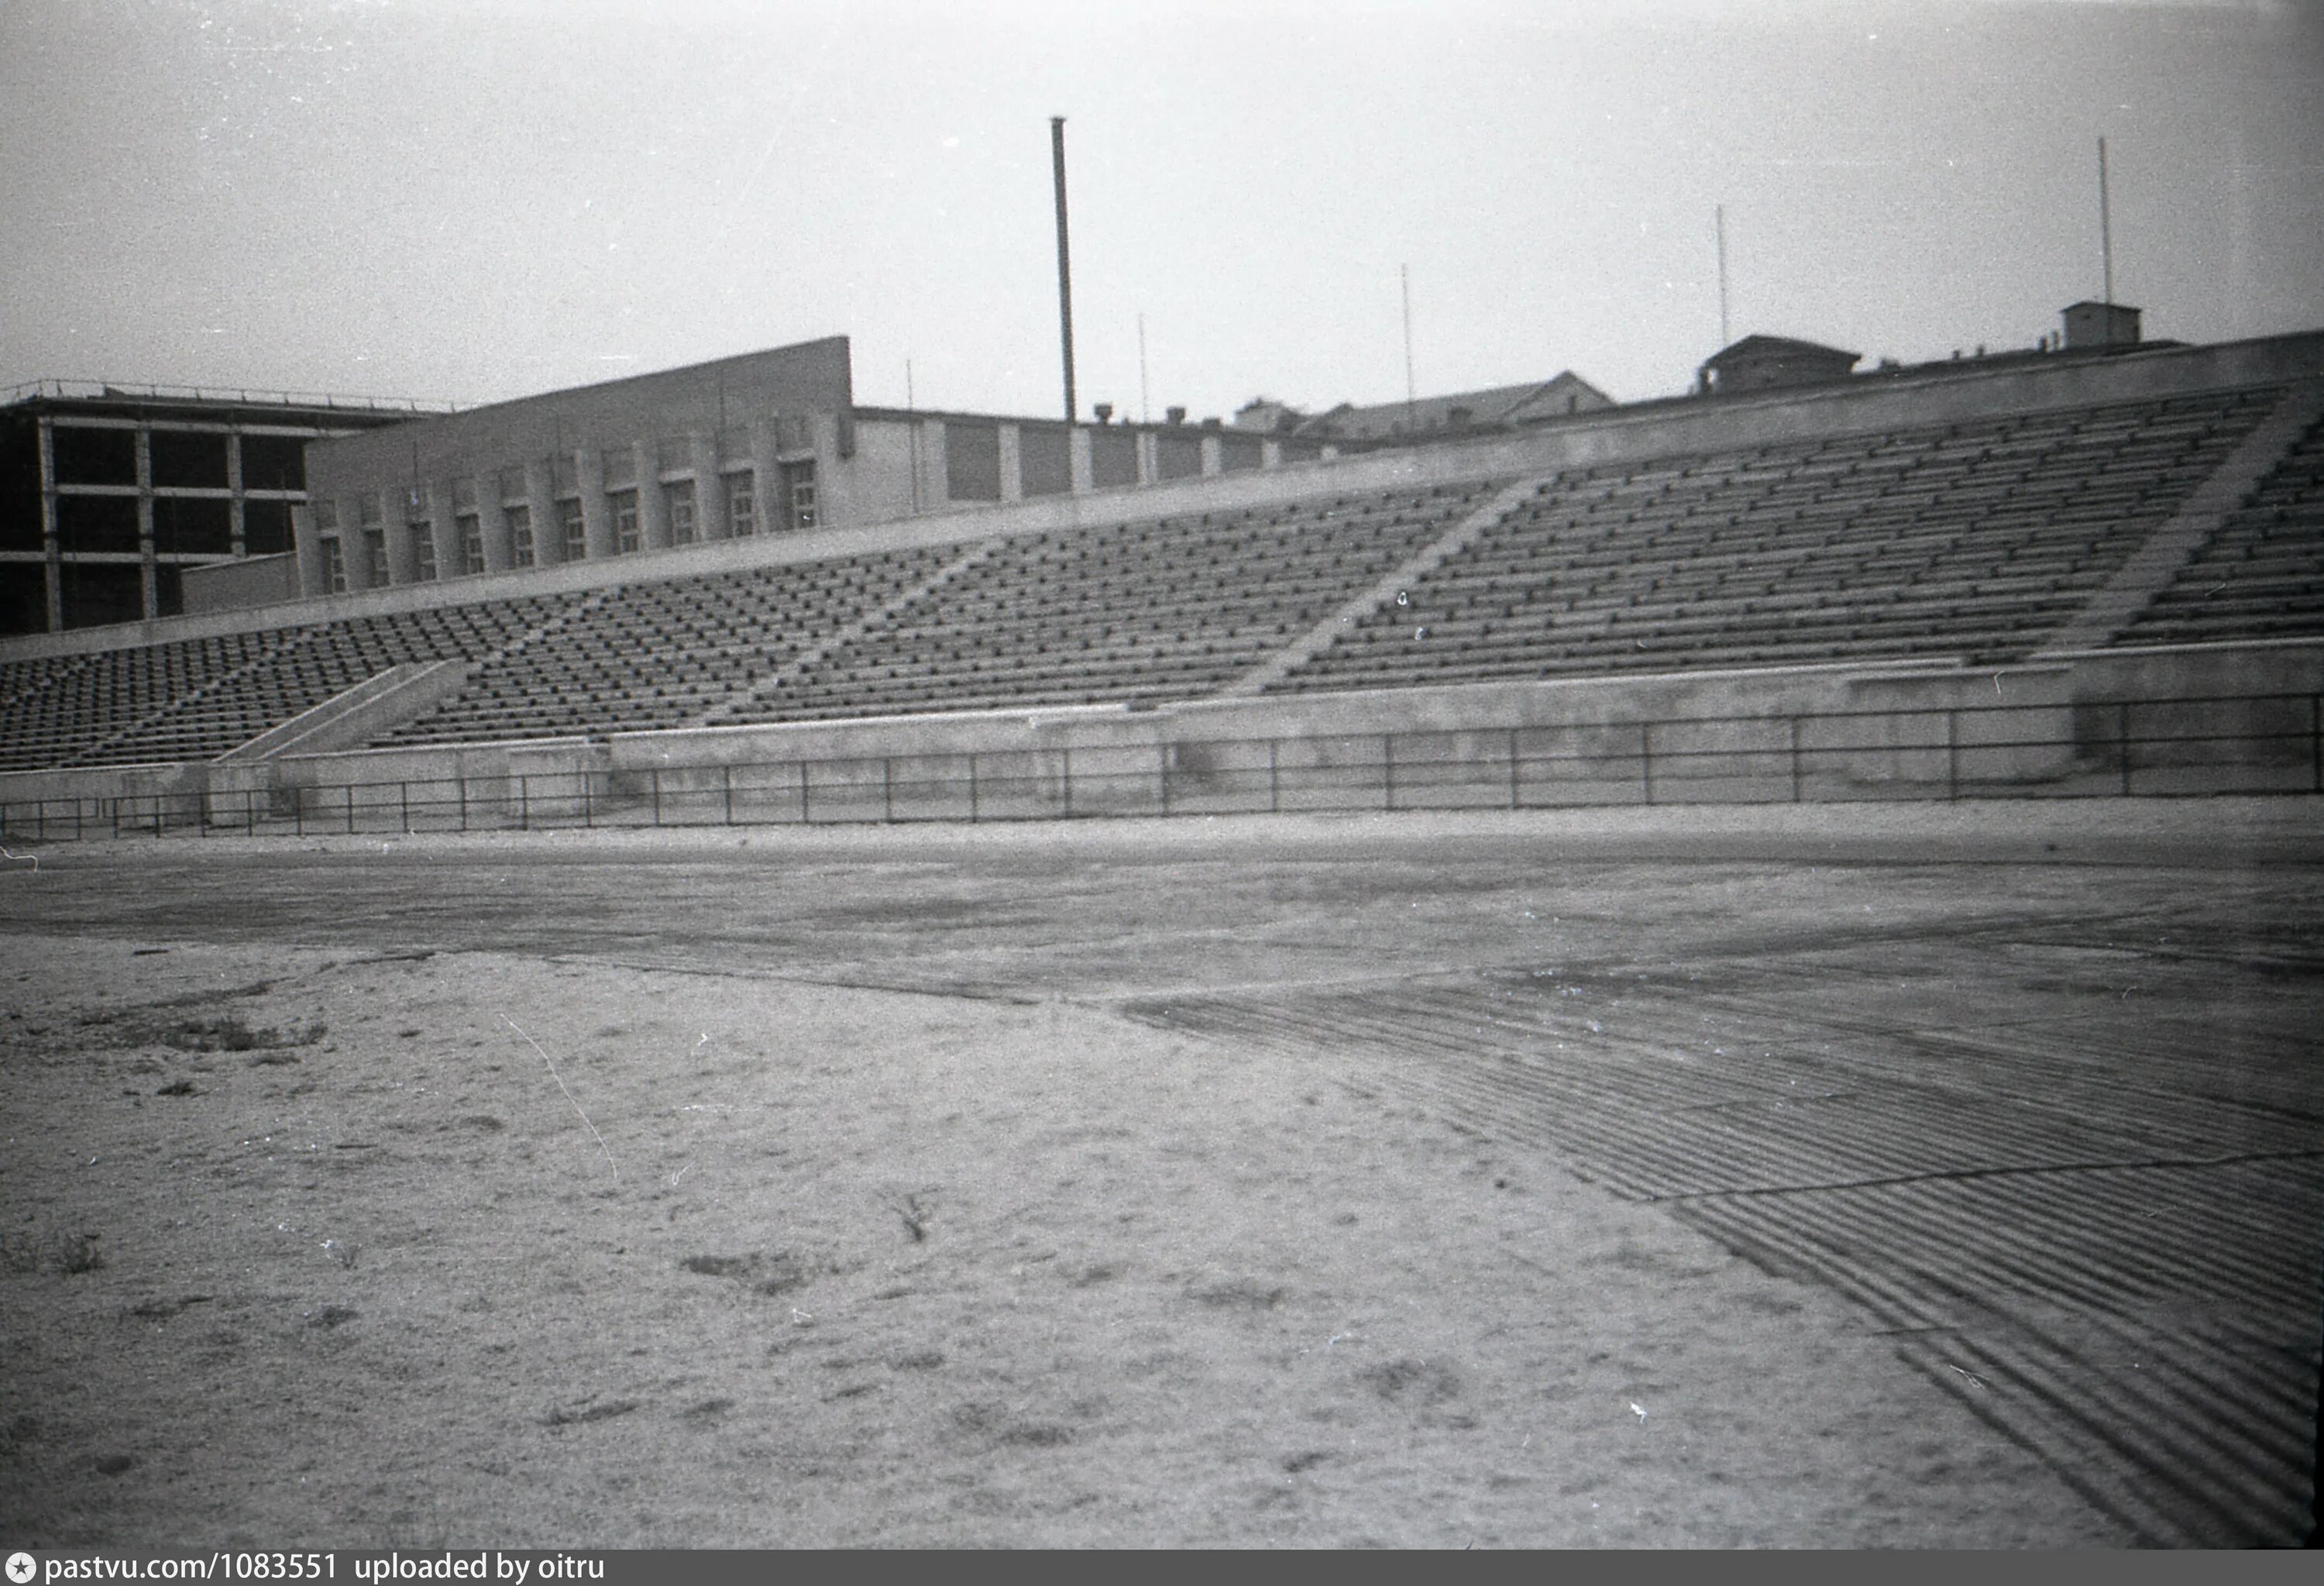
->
xmin=2035 ymin=377 xmax=2324 ymax=655
xmin=1222 ymin=474 xmax=1545 ymax=698
xmin=699 ymin=536 xmax=1007 ymax=728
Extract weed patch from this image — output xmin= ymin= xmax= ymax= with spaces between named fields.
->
xmin=681 ymin=1251 xmax=810 ymax=1297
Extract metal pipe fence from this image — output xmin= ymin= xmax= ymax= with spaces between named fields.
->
xmin=4 ymin=690 xmax=2319 ymax=844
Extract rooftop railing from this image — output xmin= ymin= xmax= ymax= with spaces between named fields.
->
xmin=1 ymin=378 xmax=459 ymax=414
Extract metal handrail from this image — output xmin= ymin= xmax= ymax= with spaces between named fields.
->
xmin=2 ymin=377 xmax=460 ymax=413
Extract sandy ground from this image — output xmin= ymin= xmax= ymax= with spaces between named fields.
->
xmin=4 ymin=933 xmax=2114 ymax=1548
xmin=2 ymin=797 xmax=2317 ymax=1547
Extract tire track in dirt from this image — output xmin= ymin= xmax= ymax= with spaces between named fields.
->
xmin=1121 ymin=938 xmax=2324 ymax=1546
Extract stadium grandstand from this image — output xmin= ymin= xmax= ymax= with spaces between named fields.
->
xmin=0 ymin=303 xmax=2319 ymax=834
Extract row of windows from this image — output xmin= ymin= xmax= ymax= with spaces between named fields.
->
xmin=938 ymin=422 xmax=1282 ymax=503
xmin=48 ymin=427 xmax=309 ymax=491
xmin=39 ymin=496 xmax=296 ymax=556
xmin=321 ymin=468 xmax=808 ymax=591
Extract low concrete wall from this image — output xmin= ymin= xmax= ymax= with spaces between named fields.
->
xmin=181 ymin=553 xmax=299 ymax=617
xmin=6 ymin=642 xmax=2317 ymax=836
xmin=0 ymin=760 xmax=208 ymax=835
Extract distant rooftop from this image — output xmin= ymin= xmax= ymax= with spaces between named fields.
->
xmin=2 ymin=377 xmax=459 ymax=415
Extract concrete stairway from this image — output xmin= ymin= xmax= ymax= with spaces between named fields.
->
xmin=691 ymin=535 xmax=1006 ymax=727
xmin=1216 ymin=473 xmax=1552 ymax=697
xmin=2036 ymin=378 xmax=2324 ymax=655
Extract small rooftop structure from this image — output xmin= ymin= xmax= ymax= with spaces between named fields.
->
xmin=2061 ymin=301 xmax=2144 ymax=352
xmin=1696 ymin=335 xmax=1862 ymax=397
xmin=1238 ymin=372 xmax=1614 ymax=442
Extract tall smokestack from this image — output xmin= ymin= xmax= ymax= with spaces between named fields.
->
xmin=1051 ymin=116 xmax=1077 ymax=423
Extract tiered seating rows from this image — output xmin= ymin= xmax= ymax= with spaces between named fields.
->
xmin=2124 ymin=413 xmax=2324 ymax=645
xmin=1272 ymin=388 xmax=2279 ymax=694
xmin=376 ymin=547 xmax=961 ymax=745
xmin=84 ymin=597 xmax=583 ymax=766
xmin=730 ymin=484 xmax=1494 ymax=723
xmin=0 ymin=632 xmax=278 ymax=772
xmin=0 ymin=384 xmax=2303 ymax=770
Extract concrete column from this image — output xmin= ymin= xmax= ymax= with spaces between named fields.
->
xmin=911 ymin=418 xmax=940 ymax=512
xmin=290 ymin=504 xmax=328 ymax=602
xmin=36 ymin=416 xmax=63 ymax=631
xmin=636 ymin=442 xmax=670 ymax=552
xmin=524 ymin=458 xmax=562 ymax=567
xmin=1136 ymin=430 xmax=1157 ymax=486
xmin=342 ymin=497 xmax=379 ymax=593
xmin=413 ymin=486 xmax=449 ymax=579
xmin=476 ymin=494 xmax=511 ymax=575
xmin=748 ymin=418 xmax=782 ymax=533
xmin=999 ymin=424 xmax=1024 ymax=502
xmin=578 ymin=449 xmax=614 ymax=561
xmin=225 ymin=427 xmax=246 ymax=556
xmin=386 ymin=504 xmax=421 ymax=587
xmin=691 ymin=435 xmax=727 ymax=540
xmin=1263 ymin=439 xmax=1283 ymax=470
xmin=1069 ymin=427 xmax=1093 ymax=494
xmin=135 ymin=428 xmax=157 ymax=619
xmin=1200 ymin=435 xmax=1223 ymax=476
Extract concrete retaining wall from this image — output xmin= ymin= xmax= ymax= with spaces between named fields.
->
xmin=8 ymin=641 xmax=2313 ymax=838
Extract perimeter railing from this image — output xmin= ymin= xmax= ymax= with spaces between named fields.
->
xmin=4 ymin=690 xmax=2319 ymax=842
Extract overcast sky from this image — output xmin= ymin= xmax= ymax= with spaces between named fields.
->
xmin=3 ymin=0 xmax=2319 ymax=422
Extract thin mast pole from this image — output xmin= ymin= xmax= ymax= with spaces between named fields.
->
xmin=1051 ymin=116 xmax=1076 ymax=421
xmin=1716 ymin=205 xmax=1731 ymax=346
xmin=1401 ymin=263 xmax=1416 ymax=432
xmin=2099 ymin=136 xmax=2114 ymax=306
xmin=906 ymin=359 xmax=920 ymax=514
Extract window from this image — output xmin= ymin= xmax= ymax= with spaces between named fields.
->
xmin=667 ymin=480 xmax=696 ymax=545
xmin=413 ymin=528 xmax=436 ymax=583
xmin=610 ymin=490 xmax=640 ymax=552
xmin=458 ymin=513 xmax=484 ymax=575
xmin=242 ymin=500 xmax=293 ymax=556
xmin=1157 ymin=432 xmax=1202 ymax=480
xmin=59 ymin=563 xmax=144 ymax=630
xmin=1019 ymin=427 xmax=1071 ymax=497
xmin=51 ymin=426 xmax=136 ymax=486
xmin=507 ymin=504 xmax=534 ymax=568
xmin=365 ymin=529 xmax=389 ymax=586
xmin=324 ymin=538 xmax=346 ymax=594
xmin=55 ymin=496 xmax=141 ymax=554
xmin=780 ymin=461 xmax=816 ymax=532
xmin=1089 ymin=426 xmax=1138 ymax=489
xmin=239 ymin=434 xmax=306 ymax=492
xmin=559 ymin=499 xmax=586 ymax=560
xmin=153 ymin=497 xmax=233 ymax=555
xmin=945 ymin=422 xmax=1002 ymax=502
xmin=724 ymin=472 xmax=756 ymax=537
xmin=148 ymin=430 xmax=229 ymax=489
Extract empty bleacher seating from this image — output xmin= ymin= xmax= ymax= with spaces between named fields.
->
xmin=0 ymin=379 xmax=2308 ymax=773
xmin=724 ymin=483 xmax=1497 ymax=723
xmin=1268 ymin=387 xmax=2281 ymax=694
xmin=2120 ymin=411 xmax=2324 ymax=646
xmin=372 ymin=545 xmax=960 ymax=745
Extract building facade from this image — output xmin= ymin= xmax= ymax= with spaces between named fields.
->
xmin=0 ymin=382 xmax=438 ymax=635
xmin=292 ymin=336 xmax=1349 ymax=603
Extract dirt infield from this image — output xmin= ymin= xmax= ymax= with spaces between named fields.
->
xmin=1 ymin=800 xmax=2319 ymax=1546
